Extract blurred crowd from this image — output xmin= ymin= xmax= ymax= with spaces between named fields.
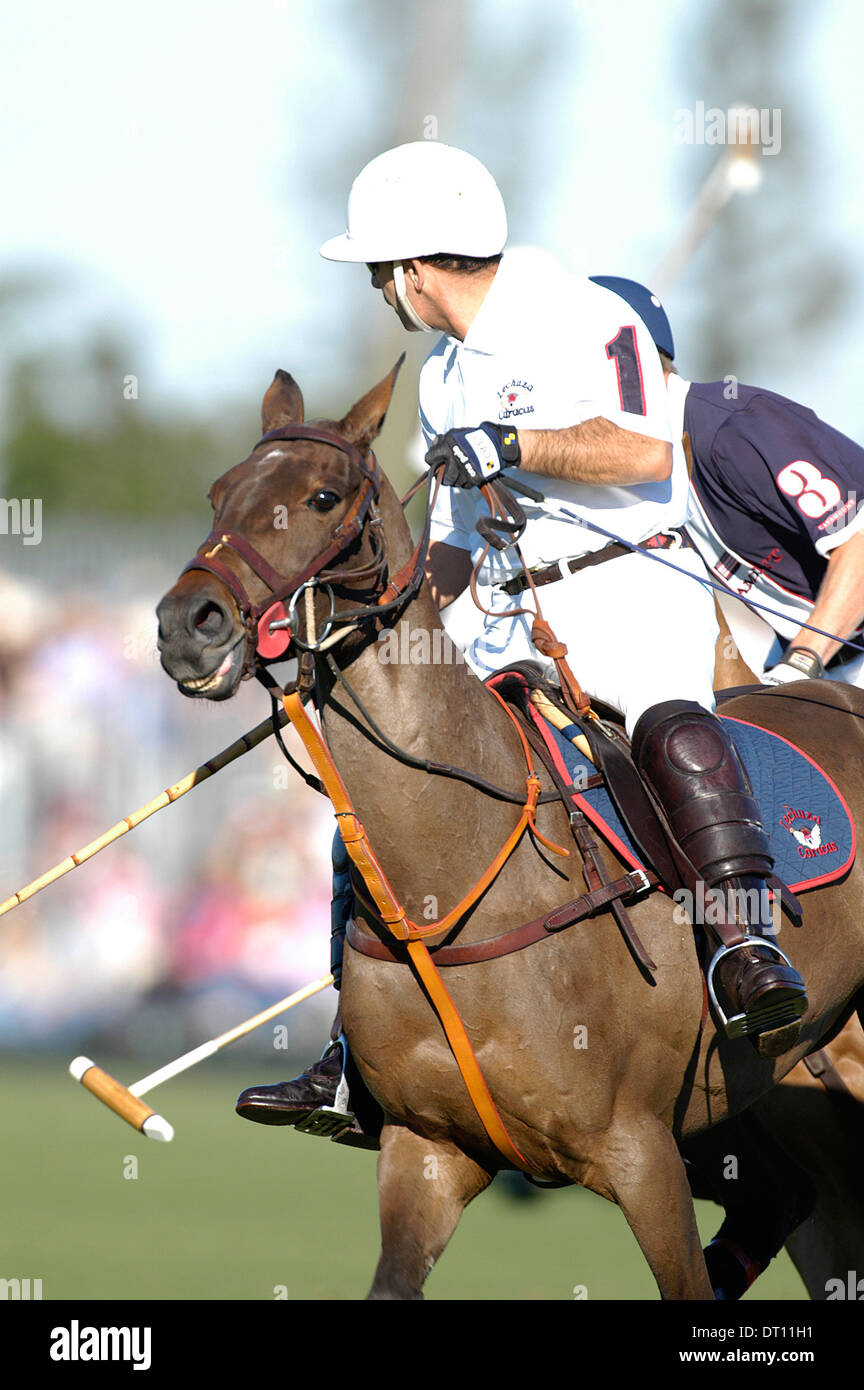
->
xmin=0 ymin=565 xmax=337 ymax=1058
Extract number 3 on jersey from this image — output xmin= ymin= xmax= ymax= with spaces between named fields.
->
xmin=605 ymin=326 xmax=647 ymax=415
xmin=777 ymin=460 xmax=842 ymax=518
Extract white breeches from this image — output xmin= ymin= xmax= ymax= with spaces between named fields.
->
xmin=441 ymin=545 xmax=718 ymax=736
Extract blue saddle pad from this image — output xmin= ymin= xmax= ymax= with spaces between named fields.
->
xmin=544 ymin=714 xmax=856 ymax=894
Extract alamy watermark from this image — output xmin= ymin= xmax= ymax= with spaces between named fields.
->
xmin=377 ymin=626 xmax=466 ymax=666
xmin=674 ymin=103 xmax=781 ymax=156
xmin=672 ymin=882 xmax=781 ymax=934
xmin=0 ymin=1277 xmax=43 ymax=1299
xmin=825 ymin=1271 xmax=864 ymax=1300
xmin=49 ymin=1321 xmax=151 ymax=1370
xmin=0 ymin=497 xmax=42 ymax=545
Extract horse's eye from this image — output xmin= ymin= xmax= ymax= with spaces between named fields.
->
xmin=308 ymin=489 xmax=341 ymax=513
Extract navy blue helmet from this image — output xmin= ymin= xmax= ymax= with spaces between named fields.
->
xmin=589 ymin=275 xmax=674 ymax=361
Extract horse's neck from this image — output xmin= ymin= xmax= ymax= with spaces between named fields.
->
xmin=319 ymin=582 xmax=515 ymax=790
xmin=315 ymin=482 xmax=528 ymax=899
xmin=321 ymin=472 xmax=489 ymax=762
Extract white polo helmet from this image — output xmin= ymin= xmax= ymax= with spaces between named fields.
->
xmin=320 ymin=141 xmax=507 ymax=263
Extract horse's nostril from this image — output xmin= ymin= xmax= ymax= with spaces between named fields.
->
xmin=191 ymin=600 xmax=227 ymax=637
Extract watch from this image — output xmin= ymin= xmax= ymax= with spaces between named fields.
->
xmin=779 ymin=647 xmax=825 ymax=679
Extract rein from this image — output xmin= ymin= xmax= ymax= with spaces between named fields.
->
xmin=314 ymin=654 xmax=563 ymax=807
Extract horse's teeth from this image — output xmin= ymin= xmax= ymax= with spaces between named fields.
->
xmin=180 ymin=648 xmax=236 ymax=693
xmin=183 ymin=668 xmax=221 ymax=691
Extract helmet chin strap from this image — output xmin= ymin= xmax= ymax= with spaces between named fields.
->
xmin=393 ymin=261 xmax=436 ymax=333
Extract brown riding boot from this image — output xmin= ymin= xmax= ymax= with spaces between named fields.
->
xmin=235 ymin=1034 xmax=375 ymax=1145
xmin=632 ymin=701 xmax=807 ymax=1055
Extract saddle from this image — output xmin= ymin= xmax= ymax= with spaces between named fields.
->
xmin=346 ymin=664 xmax=689 ymax=977
xmin=347 ymin=661 xmax=855 ymax=981
xmin=486 ymin=663 xmax=854 ymax=967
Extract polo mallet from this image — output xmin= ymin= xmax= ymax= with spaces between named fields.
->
xmin=0 ymin=706 xmax=290 ymax=920
xmin=69 ymin=972 xmax=334 ymax=1141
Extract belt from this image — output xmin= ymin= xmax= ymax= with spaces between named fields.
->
xmin=500 ymin=529 xmax=692 ymax=596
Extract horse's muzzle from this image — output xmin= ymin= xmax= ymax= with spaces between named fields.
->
xmin=156 ymin=581 xmax=249 ymax=698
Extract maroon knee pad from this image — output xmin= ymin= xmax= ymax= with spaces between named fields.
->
xmin=631 ymin=701 xmax=772 ymax=885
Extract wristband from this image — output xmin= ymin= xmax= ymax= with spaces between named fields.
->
xmin=778 ymin=647 xmax=825 ymax=679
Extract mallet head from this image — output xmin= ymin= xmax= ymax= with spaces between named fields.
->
xmin=69 ymin=1057 xmax=174 ymax=1142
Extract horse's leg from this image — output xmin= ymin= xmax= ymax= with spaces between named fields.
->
xmin=600 ymin=1116 xmax=715 ymax=1300
xmin=683 ymin=1110 xmax=816 ymax=1298
xmin=754 ymin=1024 xmax=864 ymax=1299
xmin=367 ymin=1125 xmax=493 ymax=1301
xmin=785 ymin=1186 xmax=864 ymax=1299
xmin=750 ymin=1000 xmax=864 ymax=1297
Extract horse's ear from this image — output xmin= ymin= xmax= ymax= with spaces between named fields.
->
xmin=338 ymin=355 xmax=405 ymax=449
xmin=262 ymin=370 xmax=305 ymax=431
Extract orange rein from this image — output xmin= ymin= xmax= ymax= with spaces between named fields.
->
xmin=281 ymin=684 xmax=569 ymax=1173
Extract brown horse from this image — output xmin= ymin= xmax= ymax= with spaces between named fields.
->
xmin=156 ymin=363 xmax=864 ymax=1300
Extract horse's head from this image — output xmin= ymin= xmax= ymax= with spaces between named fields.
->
xmin=157 ymin=357 xmax=404 ymax=699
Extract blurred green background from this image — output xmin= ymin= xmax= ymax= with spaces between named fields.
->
xmin=0 ymin=1055 xmax=805 ymax=1301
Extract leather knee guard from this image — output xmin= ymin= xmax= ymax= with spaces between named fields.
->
xmin=631 ymin=700 xmax=773 ymax=887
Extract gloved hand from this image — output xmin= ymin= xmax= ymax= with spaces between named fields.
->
xmin=425 ymin=422 xmax=521 ymax=489
xmin=763 ymin=647 xmax=826 ymax=684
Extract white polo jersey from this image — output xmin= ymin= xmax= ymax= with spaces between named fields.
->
xmin=420 ymin=247 xmax=690 ymax=576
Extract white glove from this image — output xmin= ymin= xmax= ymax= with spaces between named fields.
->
xmin=763 ymin=647 xmax=825 ymax=685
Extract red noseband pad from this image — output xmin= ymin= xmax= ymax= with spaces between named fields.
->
xmin=257 ymin=601 xmax=291 ymax=660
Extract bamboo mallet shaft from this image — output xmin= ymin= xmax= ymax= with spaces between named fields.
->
xmin=128 ymin=973 xmax=335 ymax=1094
xmin=529 ymin=690 xmax=595 ymax=762
xmin=69 ymin=972 xmax=334 ymax=1141
xmin=0 ymin=706 xmax=289 ymax=920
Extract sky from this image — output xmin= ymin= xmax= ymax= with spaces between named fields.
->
xmin=2 ymin=0 xmax=863 ymax=439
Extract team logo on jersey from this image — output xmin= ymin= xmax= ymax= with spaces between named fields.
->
xmin=780 ymin=805 xmax=838 ymax=859
xmin=497 ymin=378 xmax=535 ymax=420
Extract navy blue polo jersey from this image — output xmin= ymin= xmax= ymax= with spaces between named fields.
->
xmin=684 ymin=380 xmax=864 ymax=604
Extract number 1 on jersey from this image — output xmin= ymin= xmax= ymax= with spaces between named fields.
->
xmin=605 ymin=325 xmax=647 ymax=415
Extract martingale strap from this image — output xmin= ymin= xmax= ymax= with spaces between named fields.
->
xmin=345 ymin=867 xmax=655 ymax=965
xmin=279 ymin=685 xmax=569 ymax=1173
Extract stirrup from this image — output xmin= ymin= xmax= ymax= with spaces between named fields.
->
xmin=294 ymin=1105 xmax=358 ymax=1140
xmin=706 ymin=939 xmax=807 ymax=1040
xmin=293 ymin=1034 xmax=362 ymax=1144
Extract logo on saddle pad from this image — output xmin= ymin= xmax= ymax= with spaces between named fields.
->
xmin=780 ymin=805 xmax=838 ymax=860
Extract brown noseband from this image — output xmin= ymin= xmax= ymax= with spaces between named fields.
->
xmin=179 ymin=423 xmax=387 ymax=671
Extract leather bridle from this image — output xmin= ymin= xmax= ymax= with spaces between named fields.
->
xmin=177 ymin=418 xmax=586 ymax=722
xmin=179 ymin=423 xmax=391 ymax=676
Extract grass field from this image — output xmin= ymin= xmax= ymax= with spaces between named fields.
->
xmin=0 ymin=1054 xmax=807 ymax=1302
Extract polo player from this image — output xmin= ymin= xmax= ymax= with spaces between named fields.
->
xmin=237 ymin=142 xmax=808 ymax=1131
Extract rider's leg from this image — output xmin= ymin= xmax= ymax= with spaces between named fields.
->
xmin=235 ymin=827 xmax=381 ymax=1142
xmin=631 ymin=699 xmax=808 ymax=1050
